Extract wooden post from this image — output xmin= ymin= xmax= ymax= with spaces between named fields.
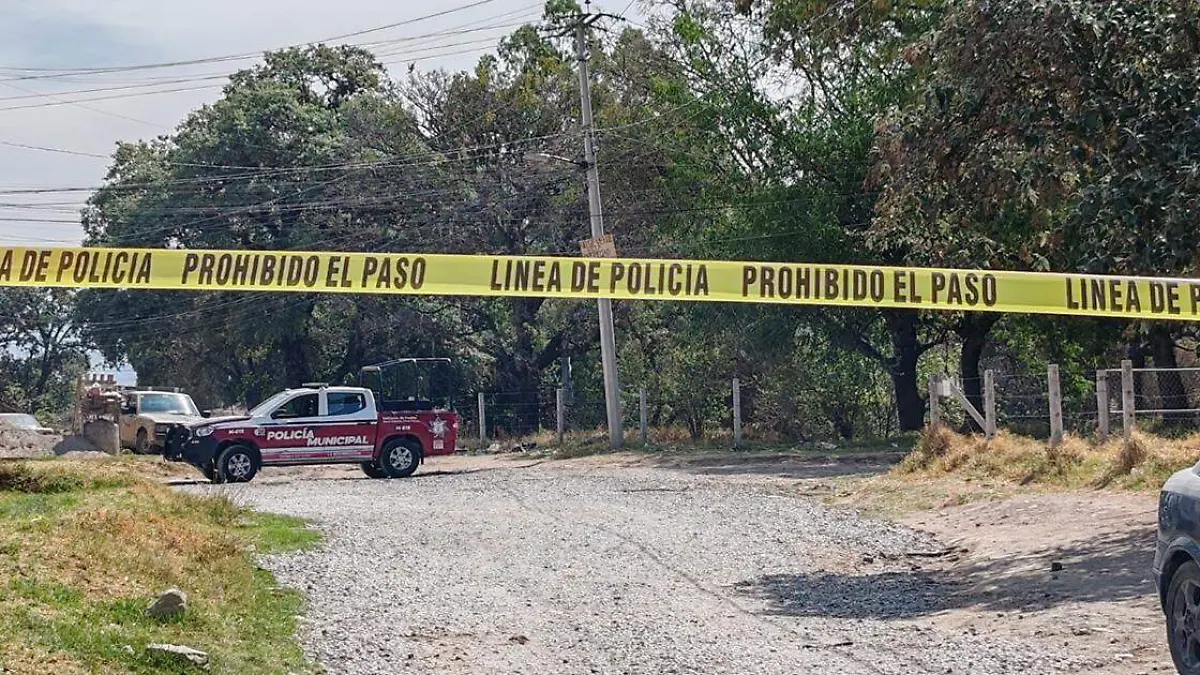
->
xmin=639 ymin=389 xmax=648 ymax=444
xmin=478 ymin=392 xmax=487 ymax=447
xmin=1096 ymin=370 xmax=1110 ymax=442
xmin=1048 ymin=364 xmax=1063 ymax=448
xmin=984 ymin=369 xmax=997 ymax=440
xmin=928 ymin=374 xmax=942 ymax=426
xmin=1121 ymin=359 xmax=1135 ymax=444
xmin=732 ymin=377 xmax=743 ymax=448
xmin=555 ymin=388 xmax=565 ymax=444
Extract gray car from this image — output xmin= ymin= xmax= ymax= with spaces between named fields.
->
xmin=0 ymin=413 xmax=54 ymax=435
xmin=1157 ymin=464 xmax=1200 ymax=674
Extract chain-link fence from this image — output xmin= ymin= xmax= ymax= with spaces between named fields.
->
xmin=461 ymin=359 xmax=1200 ymax=450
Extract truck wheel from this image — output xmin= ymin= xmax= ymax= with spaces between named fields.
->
xmin=380 ymin=438 xmax=422 ymax=479
xmin=360 ymin=462 xmax=388 ymax=479
xmin=215 ymin=444 xmax=259 ymax=484
xmin=133 ymin=428 xmax=152 ymax=455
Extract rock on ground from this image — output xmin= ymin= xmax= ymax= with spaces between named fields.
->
xmin=181 ymin=457 xmax=1135 ymax=675
xmin=145 ymin=643 xmax=209 ymax=668
xmin=0 ymin=426 xmax=58 ymax=459
xmin=145 ymin=587 xmax=188 ymax=621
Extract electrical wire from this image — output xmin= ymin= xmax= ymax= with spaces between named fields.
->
xmin=0 ymin=0 xmax=507 ymax=81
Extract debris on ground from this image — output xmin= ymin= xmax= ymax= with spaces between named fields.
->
xmin=0 ymin=425 xmax=58 ymax=459
xmin=483 ymin=441 xmax=538 ymax=454
xmin=145 ymin=643 xmax=209 ymax=668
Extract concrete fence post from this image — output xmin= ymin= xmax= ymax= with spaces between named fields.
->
xmin=555 ymin=388 xmax=565 ymax=444
xmin=478 ymin=392 xmax=487 ymax=447
xmin=732 ymin=377 xmax=743 ymax=448
xmin=984 ymin=369 xmax=997 ymax=440
xmin=1096 ymin=370 xmax=1110 ymax=442
xmin=639 ymin=389 xmax=648 ymax=444
xmin=1121 ymin=359 xmax=1135 ymax=444
xmin=1048 ymin=364 xmax=1064 ymax=448
xmin=928 ymin=374 xmax=942 ymax=426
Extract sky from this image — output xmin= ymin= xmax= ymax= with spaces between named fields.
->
xmin=0 ymin=0 xmax=642 ymax=383
xmin=0 ymin=0 xmax=643 ymax=247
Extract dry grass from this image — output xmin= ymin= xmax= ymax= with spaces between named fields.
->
xmin=0 ymin=457 xmax=319 ymax=674
xmin=895 ymin=425 xmax=1200 ymax=491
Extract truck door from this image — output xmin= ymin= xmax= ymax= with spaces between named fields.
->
xmin=259 ymin=392 xmax=323 ymax=463
xmin=319 ymin=391 xmax=378 ymax=462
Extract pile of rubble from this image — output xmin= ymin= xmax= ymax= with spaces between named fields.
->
xmin=0 ymin=426 xmax=58 ymax=459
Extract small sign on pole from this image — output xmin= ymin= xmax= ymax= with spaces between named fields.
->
xmin=580 ymin=233 xmax=617 ymax=258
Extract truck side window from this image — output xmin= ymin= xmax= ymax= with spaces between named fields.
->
xmin=326 ymin=393 xmax=367 ymax=416
xmin=273 ymin=394 xmax=319 ymax=419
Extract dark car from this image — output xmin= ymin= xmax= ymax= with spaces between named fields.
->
xmin=1156 ymin=464 xmax=1200 ymax=674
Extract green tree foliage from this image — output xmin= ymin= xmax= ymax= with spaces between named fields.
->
xmin=58 ymin=0 xmax=1200 ymax=441
xmin=871 ymin=0 xmax=1200 ymax=417
xmin=0 ymin=289 xmax=88 ymax=419
xmin=79 ymin=45 xmax=469 ymax=406
xmin=644 ymin=0 xmax=946 ymax=431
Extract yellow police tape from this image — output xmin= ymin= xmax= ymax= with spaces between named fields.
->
xmin=2 ymin=245 xmax=1199 ymax=320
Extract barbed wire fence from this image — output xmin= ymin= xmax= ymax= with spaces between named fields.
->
xmin=464 ymin=360 xmax=1200 ymax=451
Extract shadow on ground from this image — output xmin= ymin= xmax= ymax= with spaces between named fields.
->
xmin=165 ymin=460 xmax=550 ymax=486
xmin=735 ymin=527 xmax=1157 ymax=619
xmin=637 ymin=451 xmax=907 ymax=482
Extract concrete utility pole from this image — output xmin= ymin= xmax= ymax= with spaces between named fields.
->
xmin=574 ymin=14 xmax=623 ymax=449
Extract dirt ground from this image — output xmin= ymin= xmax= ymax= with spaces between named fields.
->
xmin=901 ymin=492 xmax=1166 ymax=674
xmin=561 ymin=449 xmax=1172 ymax=675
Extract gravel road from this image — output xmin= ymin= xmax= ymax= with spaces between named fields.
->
xmin=199 ymin=458 xmax=1114 ymax=675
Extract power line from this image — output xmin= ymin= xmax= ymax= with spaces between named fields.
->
xmin=0 ymin=19 xmax=539 ymax=106
xmin=0 ymin=0 xmax=507 ymax=81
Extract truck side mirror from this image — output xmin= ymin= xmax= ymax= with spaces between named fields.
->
xmin=201 ymin=410 xmax=212 ymax=418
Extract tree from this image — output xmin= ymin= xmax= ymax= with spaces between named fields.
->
xmin=0 ymin=289 xmax=88 ymax=419
xmin=642 ymin=0 xmax=944 ymax=431
xmin=869 ymin=0 xmax=1200 ymax=419
xmin=79 ymin=45 xmax=468 ymax=406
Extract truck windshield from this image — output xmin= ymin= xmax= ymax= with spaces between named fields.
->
xmin=249 ymin=391 xmax=292 ymax=417
xmin=138 ymin=393 xmax=200 ymax=416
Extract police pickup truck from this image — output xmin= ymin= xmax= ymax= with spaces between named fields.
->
xmin=164 ymin=383 xmax=457 ymax=483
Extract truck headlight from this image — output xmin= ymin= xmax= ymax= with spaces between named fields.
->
xmin=154 ymin=424 xmax=171 ymax=434
xmin=195 ymin=427 xmax=214 ymax=438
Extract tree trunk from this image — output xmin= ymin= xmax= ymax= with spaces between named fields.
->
xmin=956 ymin=314 xmax=998 ymax=433
xmin=886 ymin=312 xmax=926 ymax=432
xmin=1148 ymin=323 xmax=1189 ymax=425
xmin=830 ymin=409 xmax=854 ymax=440
xmin=1128 ymin=340 xmax=1147 ymax=406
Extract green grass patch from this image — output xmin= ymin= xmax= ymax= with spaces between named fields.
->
xmin=0 ymin=458 xmax=320 ymax=674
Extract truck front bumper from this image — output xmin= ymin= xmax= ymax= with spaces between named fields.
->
xmin=163 ymin=427 xmax=219 ymax=468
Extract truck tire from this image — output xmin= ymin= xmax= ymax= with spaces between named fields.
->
xmin=215 ymin=444 xmax=259 ymax=484
xmin=379 ymin=438 xmax=421 ymax=479
xmin=360 ymin=462 xmax=388 ymax=479
xmin=133 ymin=428 xmax=152 ymax=455
xmin=1166 ymin=559 xmax=1200 ymax=675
